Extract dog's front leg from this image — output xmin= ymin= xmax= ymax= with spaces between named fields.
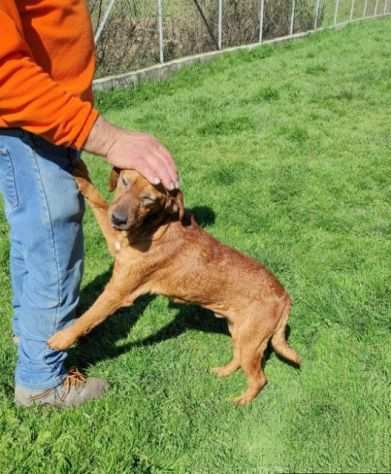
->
xmin=73 ymin=160 xmax=118 ymax=255
xmin=48 ymin=280 xmax=136 ymax=351
xmin=83 ymin=190 xmax=119 ymax=256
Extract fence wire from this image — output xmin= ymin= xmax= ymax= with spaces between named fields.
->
xmin=90 ymin=0 xmax=391 ymax=79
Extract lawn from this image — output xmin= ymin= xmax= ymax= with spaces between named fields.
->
xmin=0 ymin=17 xmax=390 ymax=474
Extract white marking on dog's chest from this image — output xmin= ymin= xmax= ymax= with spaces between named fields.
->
xmin=114 ymin=240 xmax=121 ymax=252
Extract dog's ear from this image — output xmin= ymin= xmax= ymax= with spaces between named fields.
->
xmin=168 ymin=190 xmax=185 ymax=221
xmin=108 ymin=167 xmax=120 ymax=192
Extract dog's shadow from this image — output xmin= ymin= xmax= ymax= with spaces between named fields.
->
xmin=67 ymin=205 xmax=229 ymax=369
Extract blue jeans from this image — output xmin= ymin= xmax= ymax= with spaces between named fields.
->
xmin=0 ymin=129 xmax=84 ymax=390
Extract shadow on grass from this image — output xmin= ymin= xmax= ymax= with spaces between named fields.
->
xmin=68 ymin=279 xmax=228 ymax=370
xmin=189 ymin=205 xmax=216 ymax=227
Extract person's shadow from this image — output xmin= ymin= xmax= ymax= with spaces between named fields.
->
xmin=66 ymin=205 xmax=230 ymax=370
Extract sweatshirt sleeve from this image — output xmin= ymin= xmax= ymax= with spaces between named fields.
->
xmin=0 ymin=3 xmax=99 ymax=149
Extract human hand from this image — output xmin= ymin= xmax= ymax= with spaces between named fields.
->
xmin=84 ymin=116 xmax=179 ymax=190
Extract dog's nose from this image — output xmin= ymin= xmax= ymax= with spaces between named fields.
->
xmin=111 ymin=211 xmax=128 ymax=227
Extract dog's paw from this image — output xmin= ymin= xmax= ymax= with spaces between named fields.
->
xmin=211 ymin=366 xmax=232 ymax=378
xmin=231 ymin=393 xmax=254 ymax=406
xmin=74 ymin=173 xmax=93 ymax=194
xmin=48 ymin=330 xmax=77 ymax=351
xmin=210 ymin=362 xmax=240 ymax=378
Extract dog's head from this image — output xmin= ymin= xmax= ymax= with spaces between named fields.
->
xmin=108 ymin=168 xmax=184 ymax=231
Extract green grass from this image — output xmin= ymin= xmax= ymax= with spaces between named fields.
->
xmin=1 ymin=18 xmax=391 ymax=474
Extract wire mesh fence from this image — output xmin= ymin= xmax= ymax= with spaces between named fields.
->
xmin=90 ymin=0 xmax=391 ymax=80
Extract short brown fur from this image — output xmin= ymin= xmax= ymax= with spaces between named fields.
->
xmin=49 ymin=159 xmax=301 ymax=405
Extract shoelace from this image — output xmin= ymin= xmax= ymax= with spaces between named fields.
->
xmin=31 ymin=368 xmax=86 ymax=402
xmin=60 ymin=368 xmax=86 ymax=400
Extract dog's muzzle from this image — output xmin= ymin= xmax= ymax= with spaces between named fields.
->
xmin=111 ymin=210 xmax=128 ymax=228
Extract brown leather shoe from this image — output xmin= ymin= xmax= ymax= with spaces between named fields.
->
xmin=15 ymin=368 xmax=109 ymax=408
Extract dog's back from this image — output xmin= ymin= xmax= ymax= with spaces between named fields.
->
xmin=150 ymin=213 xmax=287 ymax=312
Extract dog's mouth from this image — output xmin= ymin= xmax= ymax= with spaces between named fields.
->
xmin=111 ymin=221 xmax=131 ymax=231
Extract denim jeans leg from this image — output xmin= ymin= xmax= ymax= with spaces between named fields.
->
xmin=10 ymin=238 xmax=26 ymax=338
xmin=0 ymin=130 xmax=84 ymax=390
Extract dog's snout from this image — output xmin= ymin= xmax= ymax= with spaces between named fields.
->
xmin=111 ymin=211 xmax=128 ymax=227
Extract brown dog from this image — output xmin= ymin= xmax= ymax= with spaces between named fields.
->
xmin=48 ymin=159 xmax=301 ymax=405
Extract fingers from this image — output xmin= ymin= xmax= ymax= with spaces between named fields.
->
xmin=150 ymin=142 xmax=178 ymax=190
xmin=150 ymin=163 xmax=173 ymax=190
xmin=105 ymin=131 xmax=180 ymax=190
xmin=131 ymin=154 xmax=174 ymax=190
xmin=136 ymin=160 xmax=161 ymax=187
xmin=156 ymin=143 xmax=178 ymax=183
xmin=133 ymin=137 xmax=179 ymax=190
xmin=149 ymin=152 xmax=177 ymax=190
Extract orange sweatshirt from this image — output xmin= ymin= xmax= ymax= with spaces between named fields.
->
xmin=0 ymin=0 xmax=99 ymax=149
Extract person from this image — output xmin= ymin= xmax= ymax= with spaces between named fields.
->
xmin=0 ymin=0 xmax=178 ymax=408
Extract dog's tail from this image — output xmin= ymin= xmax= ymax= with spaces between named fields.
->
xmin=271 ymin=296 xmax=301 ymax=366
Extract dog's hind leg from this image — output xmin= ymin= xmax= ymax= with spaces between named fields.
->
xmin=211 ymin=322 xmax=241 ymax=378
xmin=231 ymin=308 xmax=277 ymax=405
xmin=232 ymin=336 xmax=268 ymax=406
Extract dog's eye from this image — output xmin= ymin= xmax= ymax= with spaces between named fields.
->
xmin=140 ymin=194 xmax=156 ymax=207
xmin=121 ymin=176 xmax=129 ymax=186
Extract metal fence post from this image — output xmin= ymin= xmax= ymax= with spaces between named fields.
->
xmin=350 ymin=0 xmax=356 ymax=20
xmin=94 ymin=0 xmax=117 ymax=44
xmin=290 ymin=0 xmax=296 ymax=36
xmin=314 ymin=0 xmax=321 ymax=29
xmin=334 ymin=0 xmax=340 ymax=25
xmin=384 ymin=0 xmax=388 ymax=14
xmin=157 ymin=0 xmax=164 ymax=64
xmin=218 ymin=0 xmax=223 ymax=50
xmin=374 ymin=0 xmax=379 ymax=15
xmin=259 ymin=0 xmax=265 ymax=42
xmin=363 ymin=0 xmax=368 ymax=16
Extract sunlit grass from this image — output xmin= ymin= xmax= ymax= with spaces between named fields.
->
xmin=0 ymin=18 xmax=390 ymax=474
